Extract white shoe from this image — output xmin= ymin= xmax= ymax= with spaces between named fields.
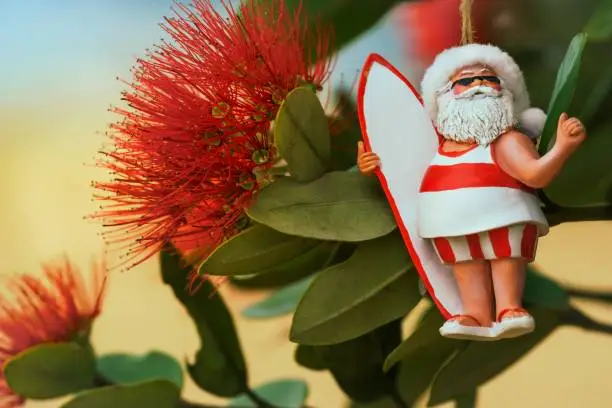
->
xmin=439 ymin=316 xmax=498 ymax=341
xmin=494 ymin=309 xmax=535 ymax=339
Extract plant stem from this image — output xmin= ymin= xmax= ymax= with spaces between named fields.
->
xmin=547 ymin=205 xmax=612 ymax=226
xmin=245 ymin=388 xmax=279 ymax=408
xmin=565 ymin=286 xmax=612 ymax=303
xmin=561 ymin=307 xmax=612 ymax=334
xmin=94 ymin=372 xmax=225 ymax=408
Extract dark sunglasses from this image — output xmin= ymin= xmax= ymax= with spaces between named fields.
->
xmin=452 ymin=75 xmax=501 ymax=88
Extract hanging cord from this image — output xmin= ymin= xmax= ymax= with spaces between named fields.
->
xmin=460 ymin=0 xmax=475 ymax=44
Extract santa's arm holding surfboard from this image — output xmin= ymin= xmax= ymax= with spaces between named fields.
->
xmin=356 ymin=141 xmax=380 ymax=175
xmin=356 ymin=45 xmax=585 ymax=341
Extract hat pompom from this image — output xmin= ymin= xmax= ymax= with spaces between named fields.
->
xmin=518 ymin=107 xmax=547 ymax=140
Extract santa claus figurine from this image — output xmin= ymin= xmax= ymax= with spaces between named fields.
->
xmin=357 ymin=44 xmax=586 ymax=340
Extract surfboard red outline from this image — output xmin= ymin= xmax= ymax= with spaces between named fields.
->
xmin=356 ymin=53 xmax=451 ymax=319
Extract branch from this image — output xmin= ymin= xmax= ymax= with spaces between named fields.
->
xmin=561 ymin=307 xmax=612 ymax=334
xmin=565 ymin=286 xmax=612 ymax=303
xmin=94 ymin=373 xmax=228 ymax=408
xmin=547 ymin=205 xmax=612 ymax=226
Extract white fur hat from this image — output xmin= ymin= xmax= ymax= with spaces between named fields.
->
xmin=420 ymin=43 xmax=530 ymax=121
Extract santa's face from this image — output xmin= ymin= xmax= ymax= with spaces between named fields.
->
xmin=449 ymin=65 xmax=501 ymax=95
xmin=435 ymin=64 xmax=516 ymax=145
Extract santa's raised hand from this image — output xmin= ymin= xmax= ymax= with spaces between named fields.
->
xmin=356 ymin=141 xmax=380 ymax=175
xmin=555 ymin=112 xmax=586 ymax=153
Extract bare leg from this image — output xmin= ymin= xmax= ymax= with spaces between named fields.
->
xmin=451 ymin=260 xmax=493 ymax=327
xmin=490 ymin=257 xmax=528 ymax=319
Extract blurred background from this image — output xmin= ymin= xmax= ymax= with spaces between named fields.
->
xmin=1 ymin=0 xmax=612 ymax=407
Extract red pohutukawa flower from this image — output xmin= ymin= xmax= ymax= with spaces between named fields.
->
xmin=92 ymin=0 xmax=335 ymax=269
xmin=160 ymin=0 xmax=335 ymax=117
xmin=0 ymin=257 xmax=108 ymax=407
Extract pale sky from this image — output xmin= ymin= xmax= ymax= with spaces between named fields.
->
xmin=1 ymin=0 xmax=409 ymax=108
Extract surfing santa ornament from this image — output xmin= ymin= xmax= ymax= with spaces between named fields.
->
xmin=356 ymin=1 xmax=587 ymax=341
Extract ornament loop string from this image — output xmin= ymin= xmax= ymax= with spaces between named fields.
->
xmin=460 ymin=0 xmax=475 ymax=44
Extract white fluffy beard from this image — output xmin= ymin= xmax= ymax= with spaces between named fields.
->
xmin=435 ymin=85 xmax=516 ymax=146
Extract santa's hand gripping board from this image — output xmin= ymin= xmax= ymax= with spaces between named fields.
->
xmin=356 ymin=53 xmax=462 ymax=319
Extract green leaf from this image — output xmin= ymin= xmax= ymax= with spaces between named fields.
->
xmin=329 ymin=89 xmax=362 ymax=171
xmin=539 ymin=33 xmax=588 ymax=154
xmin=385 ymin=306 xmax=460 ymax=406
xmin=317 ymin=320 xmax=402 ymax=403
xmin=247 ymin=171 xmax=396 ymax=242
xmin=241 ymin=241 xmax=339 ymax=319
xmin=290 ymin=231 xmax=418 ymax=345
xmin=275 ymin=86 xmax=330 ymax=182
xmin=199 ymin=224 xmax=319 ymax=276
xmin=228 ymin=379 xmax=309 ymax=408
xmin=229 ymin=241 xmax=342 ymax=289
xmin=242 ymin=276 xmax=315 ymax=319
xmin=294 ymin=345 xmax=327 ymax=371
xmin=97 ymin=351 xmax=183 ymax=390
xmin=383 ymin=306 xmax=455 ymax=372
xmin=160 ymin=245 xmax=247 ymax=397
xmin=585 ymin=0 xmax=612 ymax=41
xmin=374 ymin=318 xmax=405 ymax=380
xmin=428 ymin=309 xmax=560 ymax=406
xmin=523 ymin=266 xmax=570 ymax=310
xmin=290 ymin=232 xmax=416 ymax=345
xmin=4 ymin=342 xmax=96 ymax=399
xmin=61 ymin=380 xmax=180 ymax=408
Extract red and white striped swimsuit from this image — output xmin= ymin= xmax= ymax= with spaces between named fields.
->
xmin=417 ymin=142 xmax=549 ymax=264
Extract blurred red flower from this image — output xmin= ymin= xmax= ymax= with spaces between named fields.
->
xmin=92 ymin=0 xmax=334 ymax=269
xmin=0 ymin=257 xmax=108 ymax=407
xmin=395 ymin=0 xmax=491 ymax=66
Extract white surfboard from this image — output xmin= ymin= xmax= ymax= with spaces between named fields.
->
xmin=357 ymin=53 xmax=462 ymax=319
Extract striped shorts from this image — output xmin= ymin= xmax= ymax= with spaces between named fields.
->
xmin=431 ymin=223 xmax=539 ymax=264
